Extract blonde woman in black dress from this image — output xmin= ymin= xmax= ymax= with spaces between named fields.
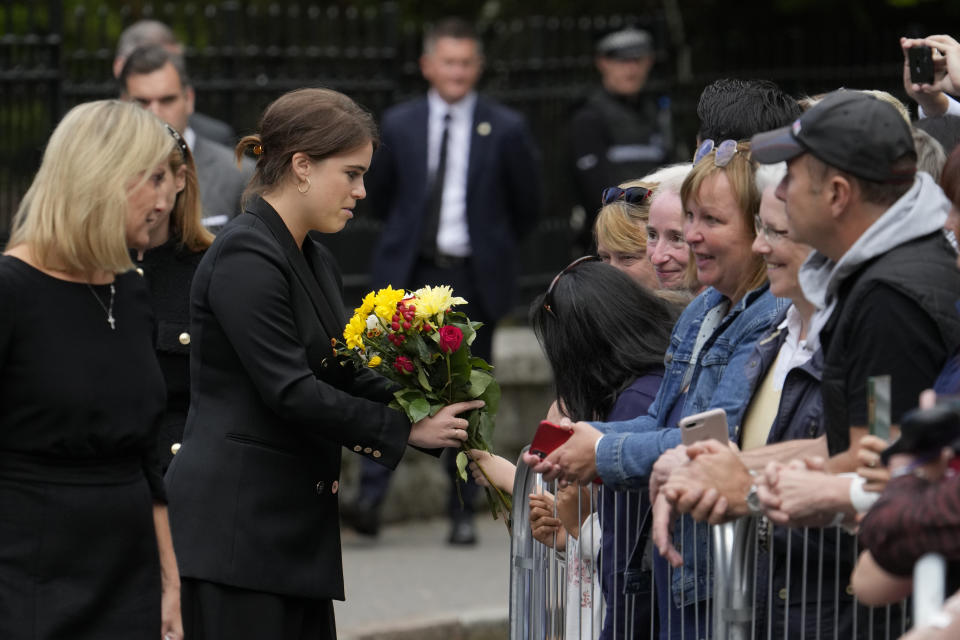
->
xmin=0 ymin=100 xmax=182 ymax=639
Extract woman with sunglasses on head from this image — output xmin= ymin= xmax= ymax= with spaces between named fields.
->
xmin=164 ymin=88 xmax=481 ymax=640
xmin=133 ymin=125 xmax=214 ymax=474
xmin=0 ymin=100 xmax=182 ymax=639
xmin=594 ymin=163 xmax=698 ymax=294
xmin=659 ymin=164 xmax=838 ymax=637
xmin=524 ymin=139 xmax=787 ymax=638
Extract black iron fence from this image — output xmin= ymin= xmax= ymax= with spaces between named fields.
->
xmin=0 ymin=0 xmax=940 ymax=310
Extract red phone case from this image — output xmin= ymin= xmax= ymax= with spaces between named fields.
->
xmin=530 ymin=420 xmax=572 ymax=458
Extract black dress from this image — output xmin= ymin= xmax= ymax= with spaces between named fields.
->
xmin=0 ymin=255 xmax=167 ymax=639
xmin=134 ymin=237 xmax=207 ymax=472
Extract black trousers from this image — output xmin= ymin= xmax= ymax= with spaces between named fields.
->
xmin=181 ymin=578 xmax=336 ymax=640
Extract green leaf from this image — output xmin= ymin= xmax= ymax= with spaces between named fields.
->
xmin=465 ymin=409 xmax=482 ymax=443
xmin=468 ymin=369 xmax=494 ymax=398
xmin=478 ymin=378 xmax=501 ymax=417
xmin=469 ymin=356 xmax=494 ymax=371
xmin=410 ymin=333 xmax=435 ymax=364
xmin=455 ymin=451 xmax=469 ymax=482
xmin=408 ymin=396 xmax=431 ymax=423
xmin=478 ymin=410 xmax=496 ymax=450
xmin=416 ymin=366 xmax=432 ymax=392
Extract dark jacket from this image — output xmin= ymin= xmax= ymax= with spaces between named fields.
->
xmin=743 ymin=308 xmax=824 ymax=444
xmin=820 ymin=231 xmax=960 ymax=454
xmin=134 ymin=237 xmax=206 ymax=472
xmin=366 ymin=94 xmax=541 ymax=320
xmin=166 ymin=196 xmax=412 ymax=600
xmin=569 ymin=88 xmax=672 ymax=219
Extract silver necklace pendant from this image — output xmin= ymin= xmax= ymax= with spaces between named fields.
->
xmin=87 ymin=282 xmax=117 ymax=330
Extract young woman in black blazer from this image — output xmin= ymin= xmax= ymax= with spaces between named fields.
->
xmin=165 ymin=88 xmax=481 ymax=640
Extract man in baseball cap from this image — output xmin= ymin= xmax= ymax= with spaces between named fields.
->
xmin=749 ymin=90 xmax=960 ymax=529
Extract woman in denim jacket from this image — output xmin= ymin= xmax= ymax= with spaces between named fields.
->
xmin=525 ymin=140 xmax=787 ymax=637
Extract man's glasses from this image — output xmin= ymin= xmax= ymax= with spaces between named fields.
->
xmin=543 ymin=255 xmax=602 ymax=316
xmin=754 ymin=215 xmax=791 ymax=244
xmin=694 ymin=139 xmax=739 ymax=167
xmin=601 ymin=186 xmax=653 ymax=206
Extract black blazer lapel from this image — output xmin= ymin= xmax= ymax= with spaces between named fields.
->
xmin=412 ymin=100 xmax=430 ymax=202
xmin=245 ymin=197 xmax=344 ymax=340
xmin=466 ymin=97 xmax=494 ymax=202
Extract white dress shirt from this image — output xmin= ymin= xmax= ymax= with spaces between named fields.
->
xmin=427 ymin=89 xmax=477 ymax=257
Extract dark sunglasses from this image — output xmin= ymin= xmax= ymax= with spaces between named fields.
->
xmin=601 ymin=186 xmax=654 ymax=207
xmin=543 ymin=255 xmax=602 ymax=316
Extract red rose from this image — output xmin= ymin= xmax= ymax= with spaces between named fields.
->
xmin=393 ymin=355 xmax=414 ymax=374
xmin=438 ymin=325 xmax=464 ymax=353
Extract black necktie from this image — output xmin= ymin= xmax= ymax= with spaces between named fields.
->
xmin=422 ymin=112 xmax=451 ymax=259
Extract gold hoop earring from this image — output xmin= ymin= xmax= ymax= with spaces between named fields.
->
xmin=297 ymin=176 xmax=311 ymax=195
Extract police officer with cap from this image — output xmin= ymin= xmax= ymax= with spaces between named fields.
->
xmin=569 ymin=27 xmax=673 ymax=250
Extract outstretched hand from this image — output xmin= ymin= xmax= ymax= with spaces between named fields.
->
xmin=467 ymin=449 xmax=516 ymax=493
xmin=520 ymin=419 xmax=602 ymax=485
xmin=408 ymin=400 xmax=485 ymax=449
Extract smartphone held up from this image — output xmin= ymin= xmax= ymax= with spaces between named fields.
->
xmin=909 ymin=45 xmax=935 ymax=85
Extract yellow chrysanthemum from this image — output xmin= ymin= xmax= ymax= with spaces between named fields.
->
xmin=412 ymin=285 xmax=467 ymax=320
xmin=355 ymin=290 xmax=376 ymax=317
xmin=367 ymin=355 xmax=382 ymax=368
xmin=373 ymin=286 xmax=406 ymax=324
xmin=343 ymin=314 xmax=367 ymax=351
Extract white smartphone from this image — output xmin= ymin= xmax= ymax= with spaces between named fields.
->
xmin=678 ymin=408 xmax=730 ymax=446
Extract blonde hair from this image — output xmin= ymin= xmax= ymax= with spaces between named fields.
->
xmin=593 ymin=179 xmax=655 ymax=255
xmin=800 ymin=89 xmax=910 ymax=124
xmin=681 ymin=140 xmax=766 ymax=302
xmin=166 ymin=141 xmax=214 ymax=252
xmin=10 ymin=100 xmax=173 ymax=274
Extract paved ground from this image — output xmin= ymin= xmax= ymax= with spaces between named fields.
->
xmin=335 ymin=514 xmax=512 ymax=639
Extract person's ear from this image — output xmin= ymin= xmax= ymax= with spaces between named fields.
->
xmin=827 ymin=174 xmax=853 ymax=219
xmin=173 ymin=164 xmax=187 ymax=193
xmin=184 ymin=85 xmax=196 ymax=117
xmin=290 ymin=152 xmax=312 ymax=181
xmin=419 ymin=53 xmax=433 ymax=83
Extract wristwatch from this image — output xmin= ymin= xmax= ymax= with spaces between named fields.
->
xmin=746 ymin=471 xmax=762 ymax=514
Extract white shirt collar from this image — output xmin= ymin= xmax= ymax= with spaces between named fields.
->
xmin=184 ymin=126 xmax=197 ymax=151
xmin=427 ymin=90 xmax=477 ymax=122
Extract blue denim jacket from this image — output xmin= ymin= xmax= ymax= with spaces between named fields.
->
xmin=595 ymin=284 xmax=786 ymax=603
xmin=594 ymin=284 xmax=787 ymax=486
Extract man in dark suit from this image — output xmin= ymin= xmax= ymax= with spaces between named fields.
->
xmin=351 ymin=17 xmax=542 ymax=545
xmin=114 ymin=19 xmax=237 ymax=147
xmin=120 ymin=45 xmax=254 ymax=229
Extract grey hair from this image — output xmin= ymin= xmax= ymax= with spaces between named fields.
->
xmin=642 ymin=163 xmax=693 ymax=202
xmin=755 ymin=162 xmax=787 ymax=193
xmin=116 ymin=20 xmax=178 ymax=60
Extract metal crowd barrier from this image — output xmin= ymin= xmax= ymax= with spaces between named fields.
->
xmin=508 ymin=452 xmax=935 ymax=640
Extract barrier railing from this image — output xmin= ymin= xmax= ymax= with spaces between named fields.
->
xmin=508 ymin=457 xmax=935 ymax=640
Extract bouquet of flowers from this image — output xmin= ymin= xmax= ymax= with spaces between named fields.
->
xmin=337 ymin=284 xmax=511 ymax=525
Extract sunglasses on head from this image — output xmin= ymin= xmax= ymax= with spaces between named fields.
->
xmin=543 ymin=255 xmax=602 ymax=316
xmin=601 ymin=186 xmax=654 ymax=207
xmin=693 ymin=139 xmax=739 ymax=167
